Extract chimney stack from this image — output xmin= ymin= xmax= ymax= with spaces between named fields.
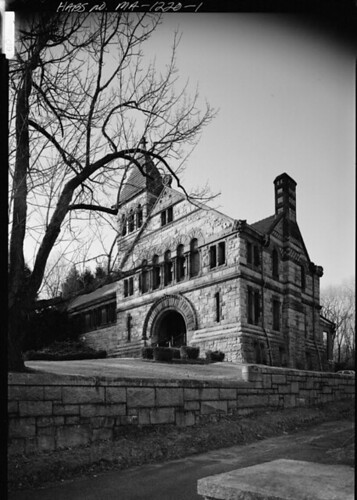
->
xmin=274 ymin=173 xmax=297 ymax=221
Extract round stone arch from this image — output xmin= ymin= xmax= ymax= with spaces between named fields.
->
xmin=142 ymin=294 xmax=197 ymax=345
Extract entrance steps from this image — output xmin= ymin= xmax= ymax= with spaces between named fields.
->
xmin=109 ymin=340 xmax=143 ymax=358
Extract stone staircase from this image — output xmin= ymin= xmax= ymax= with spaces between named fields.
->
xmin=109 ymin=340 xmax=144 ymax=358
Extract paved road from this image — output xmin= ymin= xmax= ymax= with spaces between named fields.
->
xmin=9 ymin=419 xmax=354 ymax=500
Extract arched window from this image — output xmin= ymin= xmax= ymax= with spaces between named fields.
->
xmin=152 ymin=254 xmax=160 ymax=290
xmin=190 ymin=238 xmax=200 ymax=277
xmin=128 ymin=209 xmax=135 ymax=233
xmin=137 ymin=204 xmax=143 ymax=228
xmin=141 ymin=259 xmax=149 ymax=293
xmin=176 ymin=244 xmax=185 ymax=282
xmin=121 ymin=214 xmax=127 ymax=236
xmin=272 ymin=249 xmax=279 ymax=279
xmin=164 ymin=250 xmax=173 ymax=286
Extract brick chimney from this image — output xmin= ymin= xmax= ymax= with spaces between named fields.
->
xmin=274 ymin=173 xmax=297 ymax=221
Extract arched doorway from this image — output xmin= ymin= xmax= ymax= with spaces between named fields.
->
xmin=142 ymin=294 xmax=197 ymax=346
xmin=153 ymin=310 xmax=186 ymax=347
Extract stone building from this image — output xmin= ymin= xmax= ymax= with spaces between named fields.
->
xmin=69 ymin=153 xmax=334 ymax=370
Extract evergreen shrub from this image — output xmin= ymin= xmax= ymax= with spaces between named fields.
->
xmin=180 ymin=345 xmax=200 ymax=360
xmin=141 ymin=347 xmax=154 ymax=359
xmin=153 ymin=346 xmax=173 ymax=362
xmin=206 ymin=350 xmax=225 ymax=362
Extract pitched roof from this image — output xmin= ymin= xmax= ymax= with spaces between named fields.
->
xmin=67 ymin=282 xmax=117 ymax=312
xmin=250 ymin=214 xmax=277 ymax=234
xmin=119 ymin=153 xmax=163 ymax=206
xmin=250 ymin=213 xmax=310 ymax=261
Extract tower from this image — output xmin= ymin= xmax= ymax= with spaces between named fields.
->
xmin=117 ymin=139 xmax=164 ymax=269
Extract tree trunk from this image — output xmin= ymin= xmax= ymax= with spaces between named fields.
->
xmin=8 ymin=300 xmax=28 ymax=372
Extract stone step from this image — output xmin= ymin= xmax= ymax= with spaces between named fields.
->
xmin=109 ymin=341 xmax=143 ymax=359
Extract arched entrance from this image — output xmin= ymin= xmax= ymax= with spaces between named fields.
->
xmin=142 ymin=294 xmax=197 ymax=347
xmin=154 ymin=310 xmax=186 ymax=347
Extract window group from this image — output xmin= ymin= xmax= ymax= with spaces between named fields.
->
xmin=123 ymin=238 xmax=227 ymax=297
xmin=72 ymin=301 xmax=116 ymax=333
xmin=121 ymin=204 xmax=143 ymax=236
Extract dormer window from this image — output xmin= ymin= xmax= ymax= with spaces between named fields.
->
xmin=128 ymin=210 xmax=135 ymax=233
xmin=121 ymin=214 xmax=127 ymax=236
xmin=161 ymin=206 xmax=174 ymax=226
xmin=210 ymin=241 xmax=226 ymax=268
xmin=137 ymin=205 xmax=143 ymax=228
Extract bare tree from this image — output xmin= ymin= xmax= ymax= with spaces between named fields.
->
xmin=321 ymin=278 xmax=355 ymax=368
xmin=8 ymin=12 xmax=215 ymax=371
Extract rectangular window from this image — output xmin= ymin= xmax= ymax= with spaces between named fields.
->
xmin=279 ymin=346 xmax=287 ymax=367
xmin=254 ymin=291 xmax=260 ymax=324
xmin=124 ymin=278 xmax=134 ymax=297
xmin=247 ymin=241 xmax=261 ymax=268
xmin=215 ymin=292 xmax=220 ymax=322
xmin=108 ymin=302 xmax=116 ymax=323
xmin=247 ymin=241 xmax=252 ymax=264
xmin=253 ymin=245 xmax=260 ymax=267
xmin=153 ymin=266 xmax=160 ymax=289
xmin=273 ymin=299 xmax=280 ymax=331
xmin=141 ymin=269 xmax=149 ymax=293
xmin=210 ymin=241 xmax=226 ymax=269
xmin=210 ymin=246 xmax=217 ymax=268
xmin=128 ymin=277 xmax=134 ymax=296
xmin=85 ymin=312 xmax=91 ymax=330
xmin=247 ymin=288 xmax=253 ymax=324
xmin=101 ymin=306 xmax=107 ymax=325
xmin=247 ymin=288 xmax=260 ymax=325
xmin=161 ymin=207 xmax=174 ymax=226
xmin=218 ymin=242 xmax=226 ymax=265
xmin=301 ymin=265 xmax=306 ymax=290
xmin=127 ymin=313 xmax=132 ymax=342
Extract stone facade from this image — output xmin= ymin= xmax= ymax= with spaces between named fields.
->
xmin=71 ymin=159 xmax=334 ymax=370
xmin=8 ymin=367 xmax=354 ymax=456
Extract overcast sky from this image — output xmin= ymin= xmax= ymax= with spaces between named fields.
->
xmin=145 ymin=14 xmax=355 ymax=288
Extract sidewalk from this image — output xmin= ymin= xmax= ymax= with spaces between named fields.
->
xmin=8 ymin=419 xmax=354 ymax=500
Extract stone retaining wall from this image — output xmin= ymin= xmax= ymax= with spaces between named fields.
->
xmin=8 ymin=365 xmax=354 ymax=456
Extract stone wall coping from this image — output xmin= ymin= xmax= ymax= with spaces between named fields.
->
xmin=243 ymin=364 xmax=351 ymax=379
xmin=9 ymin=365 xmax=355 ymax=388
xmin=8 ymin=373 xmax=253 ymax=389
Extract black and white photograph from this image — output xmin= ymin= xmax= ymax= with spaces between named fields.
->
xmin=5 ymin=2 xmax=355 ymax=498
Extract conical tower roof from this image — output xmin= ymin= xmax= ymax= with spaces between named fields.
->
xmin=119 ymin=140 xmax=163 ymax=206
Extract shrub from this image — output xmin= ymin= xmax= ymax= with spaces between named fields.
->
xmin=141 ymin=347 xmax=154 ymax=359
xmin=206 ymin=350 xmax=225 ymax=362
xmin=22 ymin=308 xmax=76 ymax=352
xmin=153 ymin=347 xmax=173 ymax=362
xmin=23 ymin=339 xmax=107 ymax=361
xmin=180 ymin=345 xmax=200 ymax=360
xmin=171 ymin=348 xmax=181 ymax=359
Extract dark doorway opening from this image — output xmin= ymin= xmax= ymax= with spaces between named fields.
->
xmin=154 ymin=310 xmax=186 ymax=347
